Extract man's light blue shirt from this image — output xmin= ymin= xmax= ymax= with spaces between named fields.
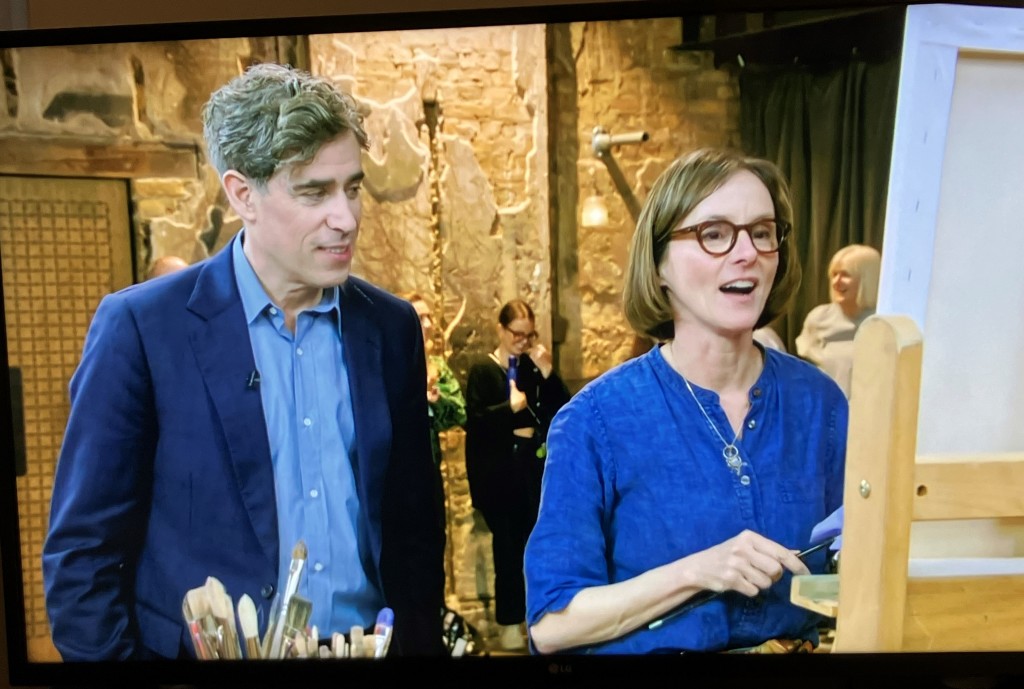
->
xmin=232 ymin=232 xmax=383 ymax=635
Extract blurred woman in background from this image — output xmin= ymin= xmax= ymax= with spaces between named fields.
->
xmin=465 ymin=299 xmax=570 ymax=650
xmin=795 ymin=244 xmax=881 ymax=397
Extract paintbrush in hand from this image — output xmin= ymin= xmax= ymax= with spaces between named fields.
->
xmin=647 ymin=536 xmax=839 ymax=631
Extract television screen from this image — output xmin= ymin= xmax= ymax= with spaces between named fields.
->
xmin=2 ymin=0 xmax=1023 ymax=686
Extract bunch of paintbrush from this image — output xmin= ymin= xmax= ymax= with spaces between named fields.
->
xmin=181 ymin=576 xmax=242 ymax=659
xmin=274 ymin=622 xmax=391 ymax=659
xmin=180 ymin=540 xmax=396 ymax=661
xmin=261 ymin=541 xmax=308 ymax=659
xmin=257 ymin=614 xmax=395 ymax=660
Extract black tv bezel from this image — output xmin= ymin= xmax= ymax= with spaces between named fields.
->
xmin=1 ymin=0 xmax=1022 ymax=687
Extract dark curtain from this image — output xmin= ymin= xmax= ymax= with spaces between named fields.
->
xmin=740 ymin=58 xmax=898 ymax=349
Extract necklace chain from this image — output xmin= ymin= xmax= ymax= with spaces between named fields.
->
xmin=681 ymin=375 xmax=745 ymax=477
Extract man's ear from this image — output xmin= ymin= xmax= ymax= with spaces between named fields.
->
xmin=222 ymin=170 xmax=257 ymax=224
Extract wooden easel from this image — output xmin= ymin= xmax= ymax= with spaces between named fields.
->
xmin=791 ymin=314 xmax=1024 ymax=652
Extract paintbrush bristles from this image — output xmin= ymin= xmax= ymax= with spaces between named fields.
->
xmin=204 ymin=577 xmax=240 ymax=659
xmin=237 ymin=595 xmax=259 ymax=640
xmin=292 ymin=540 xmax=307 ymax=561
xmin=278 ymin=596 xmax=312 ymax=659
xmin=237 ymin=594 xmax=261 ymax=659
xmin=186 ymin=588 xmax=210 ymax=619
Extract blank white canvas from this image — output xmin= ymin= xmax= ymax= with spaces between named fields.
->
xmin=917 ymin=51 xmax=1024 ymax=455
xmin=878 ymin=4 xmax=1024 ymax=556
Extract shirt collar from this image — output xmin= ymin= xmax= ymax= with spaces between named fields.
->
xmin=231 ymin=230 xmax=340 ymax=324
xmin=646 ymin=343 xmax=777 ymax=403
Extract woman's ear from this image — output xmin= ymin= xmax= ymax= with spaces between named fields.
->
xmin=222 ymin=170 xmax=257 ymax=224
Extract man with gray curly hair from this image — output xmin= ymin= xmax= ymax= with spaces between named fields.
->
xmin=43 ymin=63 xmax=446 ymax=660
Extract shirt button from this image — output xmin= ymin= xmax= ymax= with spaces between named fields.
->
xmin=752 ymin=387 xmax=762 ymax=398
xmin=303 ymin=418 xmax=312 ymax=427
xmin=313 ymin=562 xmax=324 ymax=573
xmin=740 ymin=475 xmax=751 ymax=486
xmin=269 ymin=307 xmax=278 ymax=316
xmin=296 ymin=347 xmax=304 ymax=356
xmin=309 ymin=489 xmax=319 ymax=498
xmin=747 ymin=419 xmax=757 ymax=429
xmin=260 ymin=584 xmax=275 ymax=599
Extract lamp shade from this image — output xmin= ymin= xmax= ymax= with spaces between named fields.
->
xmin=580 ymin=194 xmax=609 ymax=228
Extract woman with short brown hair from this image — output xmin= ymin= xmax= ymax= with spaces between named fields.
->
xmin=525 ymin=148 xmax=846 ymax=655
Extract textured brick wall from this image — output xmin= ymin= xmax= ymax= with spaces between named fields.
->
xmin=551 ymin=18 xmax=741 ymax=381
xmin=309 ymin=25 xmax=549 ymax=642
xmin=309 ymin=26 xmax=551 ymax=384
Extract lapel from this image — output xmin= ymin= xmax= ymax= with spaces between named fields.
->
xmin=185 ymin=247 xmax=278 ymax=571
xmin=339 ymin=279 xmax=390 ymax=558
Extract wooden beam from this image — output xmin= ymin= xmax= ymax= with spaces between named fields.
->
xmin=833 ymin=315 xmax=922 ymax=652
xmin=902 ymin=574 xmax=1024 ymax=651
xmin=913 ymin=454 xmax=1024 ymax=520
xmin=794 ymin=571 xmax=1024 ymax=651
xmin=0 ymin=136 xmax=200 ymax=179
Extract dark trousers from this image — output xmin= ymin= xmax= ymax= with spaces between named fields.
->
xmin=481 ymin=436 xmax=544 ymax=626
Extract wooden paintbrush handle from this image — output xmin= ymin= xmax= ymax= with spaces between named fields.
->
xmin=245 ymin=636 xmax=262 ymax=660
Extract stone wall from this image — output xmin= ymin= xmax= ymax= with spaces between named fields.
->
xmin=551 ymin=18 xmax=741 ymax=381
xmin=308 ymin=25 xmax=549 ymax=642
xmin=1 ymin=40 xmax=258 ymax=277
xmin=309 ymin=25 xmax=551 ymax=382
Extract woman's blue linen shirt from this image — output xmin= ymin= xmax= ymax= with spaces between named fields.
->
xmin=524 ymin=345 xmax=848 ymax=653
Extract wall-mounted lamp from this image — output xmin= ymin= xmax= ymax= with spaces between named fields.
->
xmin=580 ymin=194 xmax=609 ymax=228
xmin=581 ymin=165 xmax=609 ymax=228
xmin=589 ymin=126 xmax=649 ymax=223
xmin=592 ymin=127 xmax=650 ymax=157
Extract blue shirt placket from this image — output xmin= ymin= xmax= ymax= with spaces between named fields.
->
xmin=231 ymin=232 xmax=381 ymax=637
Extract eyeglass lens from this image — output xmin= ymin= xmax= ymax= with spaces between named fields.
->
xmin=506 ymin=327 xmax=537 ymax=341
xmin=696 ymin=220 xmax=780 ymax=255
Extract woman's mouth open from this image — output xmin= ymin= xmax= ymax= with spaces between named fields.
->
xmin=720 ymin=279 xmax=756 ymax=295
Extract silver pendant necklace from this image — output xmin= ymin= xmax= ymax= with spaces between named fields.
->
xmin=681 ymin=375 xmax=745 ymax=477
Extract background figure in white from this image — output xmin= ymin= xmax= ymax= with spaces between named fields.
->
xmin=795 ymin=244 xmax=881 ymax=396
xmin=753 ymin=325 xmax=786 ymax=352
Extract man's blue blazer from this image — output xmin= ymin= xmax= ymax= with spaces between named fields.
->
xmin=42 ymin=244 xmax=446 ymax=660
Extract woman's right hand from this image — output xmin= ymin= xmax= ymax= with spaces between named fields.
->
xmin=509 ymin=379 xmax=527 ymax=412
xmin=687 ymin=529 xmax=809 ymax=597
xmin=528 ymin=528 xmax=810 ymax=654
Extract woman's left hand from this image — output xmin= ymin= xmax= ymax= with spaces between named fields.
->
xmin=529 ymin=344 xmax=554 ymax=378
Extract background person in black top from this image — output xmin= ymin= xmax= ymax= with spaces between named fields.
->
xmin=465 ymin=299 xmax=570 ymax=650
